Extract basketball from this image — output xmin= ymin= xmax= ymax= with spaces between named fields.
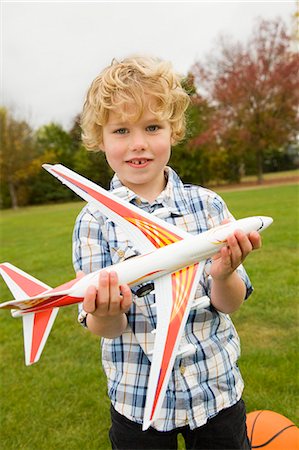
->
xmin=246 ymin=410 xmax=299 ymax=449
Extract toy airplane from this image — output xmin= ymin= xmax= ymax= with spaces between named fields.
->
xmin=0 ymin=164 xmax=273 ymax=430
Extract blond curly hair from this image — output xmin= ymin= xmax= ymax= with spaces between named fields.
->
xmin=81 ymin=56 xmax=190 ymax=151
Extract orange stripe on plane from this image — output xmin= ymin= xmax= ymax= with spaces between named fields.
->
xmin=0 ymin=265 xmax=48 ymax=296
xmin=52 ymin=168 xmax=181 ymax=248
xmin=130 ymin=270 xmax=162 ymax=285
xmin=150 ymin=314 xmax=181 ymax=421
xmin=150 ymin=264 xmax=198 ymax=421
xmin=171 ymin=266 xmax=196 ymax=322
xmin=126 ymin=218 xmax=177 ymax=247
xmin=30 ymin=309 xmax=54 ymax=364
xmin=1 ymin=278 xmax=80 ymax=311
xmin=24 ymin=295 xmax=83 ymax=314
xmin=134 ymin=220 xmax=178 ymax=246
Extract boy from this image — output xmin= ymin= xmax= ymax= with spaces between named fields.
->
xmin=73 ymin=56 xmax=261 ymax=449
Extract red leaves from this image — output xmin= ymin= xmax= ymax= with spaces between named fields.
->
xmin=189 ymin=18 xmax=299 ymax=181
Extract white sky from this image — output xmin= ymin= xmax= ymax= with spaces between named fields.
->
xmin=1 ymin=1 xmax=296 ymax=130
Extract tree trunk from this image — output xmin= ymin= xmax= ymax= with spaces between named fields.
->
xmin=256 ymin=149 xmax=264 ymax=184
xmin=8 ymin=179 xmax=18 ymax=209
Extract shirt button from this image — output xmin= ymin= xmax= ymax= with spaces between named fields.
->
xmin=135 ymin=198 xmax=142 ymax=205
xmin=180 ymin=365 xmax=186 ymax=375
xmin=117 ymin=250 xmax=125 ymax=258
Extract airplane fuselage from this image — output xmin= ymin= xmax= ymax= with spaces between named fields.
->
xmin=11 ymin=215 xmax=272 ymax=316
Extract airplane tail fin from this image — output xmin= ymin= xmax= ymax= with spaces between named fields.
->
xmin=0 ymin=263 xmax=59 ymax=365
xmin=0 ymin=262 xmax=51 ymax=299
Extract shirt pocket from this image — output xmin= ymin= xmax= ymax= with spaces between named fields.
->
xmin=110 ymin=242 xmax=139 ymax=265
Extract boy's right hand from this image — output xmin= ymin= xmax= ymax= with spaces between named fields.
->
xmin=76 ymin=271 xmax=132 ymax=337
xmin=83 ymin=270 xmax=132 ymax=317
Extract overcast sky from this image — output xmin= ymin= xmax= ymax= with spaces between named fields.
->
xmin=1 ymin=1 xmax=296 ymax=130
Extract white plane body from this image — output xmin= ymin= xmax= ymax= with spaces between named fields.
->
xmin=0 ymin=164 xmax=273 ymax=430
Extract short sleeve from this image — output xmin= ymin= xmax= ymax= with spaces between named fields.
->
xmin=72 ymin=204 xmax=112 ymax=327
xmin=72 ymin=204 xmax=112 ymax=275
xmin=203 ymin=190 xmax=253 ymax=300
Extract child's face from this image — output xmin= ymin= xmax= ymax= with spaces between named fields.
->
xmin=101 ymin=102 xmax=173 ymax=201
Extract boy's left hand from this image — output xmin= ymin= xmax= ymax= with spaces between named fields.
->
xmin=210 ymin=229 xmax=262 ymax=281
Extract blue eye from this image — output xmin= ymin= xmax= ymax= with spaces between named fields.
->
xmin=147 ymin=125 xmax=160 ymax=132
xmin=114 ymin=128 xmax=128 ymax=134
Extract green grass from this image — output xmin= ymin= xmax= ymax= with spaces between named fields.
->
xmin=219 ymin=184 xmax=299 ymax=422
xmin=0 ymin=185 xmax=298 ymax=449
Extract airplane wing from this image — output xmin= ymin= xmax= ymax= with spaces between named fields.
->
xmin=143 ymin=261 xmax=205 ymax=430
xmin=0 ymin=263 xmax=59 ymax=365
xmin=43 ymin=164 xmax=192 ymax=253
xmin=43 ymin=164 xmax=206 ymax=423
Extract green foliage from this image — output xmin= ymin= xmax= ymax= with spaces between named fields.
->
xmin=0 ymin=184 xmax=298 ymax=449
xmin=69 ymin=115 xmax=113 ymax=188
xmin=170 ymin=94 xmax=215 ymax=185
xmin=0 ymin=110 xmax=114 ymax=208
xmin=0 ymin=107 xmax=38 ymax=208
xmin=30 ymin=123 xmax=79 ymax=204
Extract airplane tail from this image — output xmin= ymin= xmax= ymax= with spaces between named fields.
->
xmin=0 ymin=263 xmax=59 ymax=365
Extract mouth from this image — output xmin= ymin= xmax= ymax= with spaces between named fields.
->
xmin=126 ymin=158 xmax=151 ymax=167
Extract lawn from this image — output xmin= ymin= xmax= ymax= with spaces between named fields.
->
xmin=0 ymin=183 xmax=298 ymax=449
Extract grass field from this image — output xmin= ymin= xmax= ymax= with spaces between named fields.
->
xmin=0 ymin=183 xmax=298 ymax=449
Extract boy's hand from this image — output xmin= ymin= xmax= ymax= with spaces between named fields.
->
xmin=83 ymin=270 xmax=132 ymax=317
xmin=210 ymin=223 xmax=261 ymax=313
xmin=76 ymin=270 xmax=132 ymax=337
xmin=210 ymin=228 xmax=262 ymax=281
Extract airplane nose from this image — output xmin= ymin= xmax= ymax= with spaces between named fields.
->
xmin=259 ymin=216 xmax=273 ymax=231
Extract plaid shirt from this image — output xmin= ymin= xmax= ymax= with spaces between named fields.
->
xmin=72 ymin=167 xmax=253 ymax=432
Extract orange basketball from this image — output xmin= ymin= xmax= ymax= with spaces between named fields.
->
xmin=246 ymin=410 xmax=299 ymax=449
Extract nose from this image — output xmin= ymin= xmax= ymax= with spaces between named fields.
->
xmin=128 ymin=130 xmax=148 ymax=152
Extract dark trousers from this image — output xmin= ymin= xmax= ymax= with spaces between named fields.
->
xmin=109 ymin=399 xmax=251 ymax=450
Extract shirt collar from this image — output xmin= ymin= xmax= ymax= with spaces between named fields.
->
xmin=110 ymin=167 xmax=190 ymax=216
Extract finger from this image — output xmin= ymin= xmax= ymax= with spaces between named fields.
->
xmin=234 ymin=230 xmax=254 ymax=259
xmin=226 ymin=233 xmax=243 ymax=267
xmin=249 ymin=231 xmax=262 ymax=250
xmin=107 ymin=271 xmax=122 ymax=314
xmin=83 ymin=285 xmax=97 ymax=313
xmin=96 ymin=271 xmax=110 ymax=314
xmin=219 ymin=245 xmax=233 ymax=268
xmin=119 ymin=284 xmax=132 ymax=313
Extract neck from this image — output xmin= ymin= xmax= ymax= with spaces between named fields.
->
xmin=119 ymin=172 xmax=167 ymax=203
xmin=133 ymin=185 xmax=164 ymax=203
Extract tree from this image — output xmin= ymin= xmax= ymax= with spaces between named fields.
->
xmin=70 ymin=115 xmax=113 ymax=189
xmin=0 ymin=107 xmax=38 ymax=208
xmin=191 ymin=18 xmax=299 ymax=183
xmin=29 ymin=123 xmax=78 ymax=204
xmin=170 ymin=75 xmax=217 ymax=185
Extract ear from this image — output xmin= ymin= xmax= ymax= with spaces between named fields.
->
xmin=98 ymin=140 xmax=106 ymax=152
xmin=169 ymin=126 xmax=177 ymax=145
